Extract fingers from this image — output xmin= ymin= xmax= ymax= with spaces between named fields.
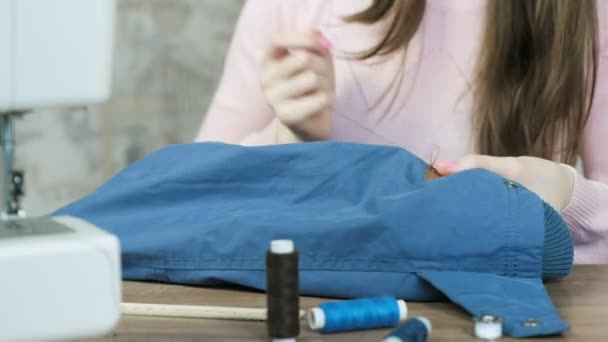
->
xmin=433 ymin=160 xmax=458 ymax=176
xmin=261 ymin=52 xmax=330 ymax=89
xmin=435 ymin=155 xmax=521 ymax=179
xmin=272 ymin=92 xmax=331 ymax=125
xmin=261 ymin=31 xmax=335 ymax=142
xmin=265 ymin=70 xmax=332 ymax=104
xmin=263 ymin=32 xmax=330 ymax=66
xmin=271 ymin=31 xmax=330 ymax=53
xmin=454 ymin=155 xmax=507 ymax=173
xmin=260 ymin=32 xmax=334 ymax=124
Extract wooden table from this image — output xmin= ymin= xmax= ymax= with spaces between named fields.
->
xmin=88 ymin=266 xmax=608 ymax=341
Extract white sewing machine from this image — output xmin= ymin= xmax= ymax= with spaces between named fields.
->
xmin=0 ymin=1 xmax=121 ymax=340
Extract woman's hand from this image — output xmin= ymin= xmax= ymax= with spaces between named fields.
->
xmin=261 ymin=31 xmax=335 ymax=143
xmin=434 ymin=155 xmax=575 ymax=211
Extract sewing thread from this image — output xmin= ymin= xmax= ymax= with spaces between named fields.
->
xmin=424 ymin=145 xmax=443 ymax=181
xmin=308 ymin=296 xmax=407 ymax=334
xmin=474 ymin=315 xmax=503 ymax=341
xmin=383 ymin=317 xmax=432 ymax=342
xmin=266 ymin=240 xmax=300 ymax=342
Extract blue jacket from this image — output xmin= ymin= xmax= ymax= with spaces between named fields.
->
xmin=53 ymin=142 xmax=573 ymax=338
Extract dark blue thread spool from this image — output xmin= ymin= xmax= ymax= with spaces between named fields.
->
xmin=383 ymin=317 xmax=432 ymax=342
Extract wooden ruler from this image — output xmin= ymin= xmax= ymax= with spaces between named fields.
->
xmin=121 ymin=302 xmax=307 ymax=322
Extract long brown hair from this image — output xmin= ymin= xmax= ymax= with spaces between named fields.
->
xmin=346 ymin=0 xmax=599 ymax=165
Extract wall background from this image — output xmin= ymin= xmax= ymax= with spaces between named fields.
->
xmin=13 ymin=0 xmax=245 ymax=215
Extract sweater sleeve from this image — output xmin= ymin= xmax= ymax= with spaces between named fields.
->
xmin=560 ymin=3 xmax=608 ymax=264
xmin=194 ymin=0 xmax=280 ymax=146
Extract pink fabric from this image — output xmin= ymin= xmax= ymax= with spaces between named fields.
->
xmin=195 ymin=0 xmax=608 ymax=264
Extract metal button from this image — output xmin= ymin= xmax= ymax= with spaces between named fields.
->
xmin=523 ymin=318 xmax=540 ymax=327
xmin=504 ymin=180 xmax=518 ymax=188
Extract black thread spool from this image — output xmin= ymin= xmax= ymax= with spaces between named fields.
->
xmin=266 ymin=240 xmax=299 ymax=342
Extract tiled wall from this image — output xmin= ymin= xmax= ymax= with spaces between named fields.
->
xmin=12 ymin=0 xmax=245 ymax=215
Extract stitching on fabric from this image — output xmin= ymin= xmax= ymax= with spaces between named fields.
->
xmin=122 ymin=257 xmax=493 ymax=262
xmin=125 ymin=257 xmax=415 ymax=261
xmin=513 ymin=187 xmax=521 ymax=277
xmin=122 ymin=259 xmax=540 ymax=279
xmin=121 ymin=259 xmax=529 ymax=274
xmin=504 ymin=183 xmax=514 ymax=277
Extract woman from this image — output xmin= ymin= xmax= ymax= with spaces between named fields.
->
xmin=195 ymin=0 xmax=608 ymax=264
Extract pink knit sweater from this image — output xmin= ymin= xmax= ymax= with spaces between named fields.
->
xmin=196 ymin=0 xmax=608 ymax=264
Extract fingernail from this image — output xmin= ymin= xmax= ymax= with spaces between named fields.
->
xmin=435 ymin=161 xmax=457 ymax=170
xmin=318 ymin=34 xmax=333 ymax=50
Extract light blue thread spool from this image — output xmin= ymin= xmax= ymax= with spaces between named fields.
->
xmin=307 ymin=296 xmax=407 ymax=334
xmin=383 ymin=317 xmax=432 ymax=342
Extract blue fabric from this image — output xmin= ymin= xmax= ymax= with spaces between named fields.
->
xmin=417 ymin=271 xmax=568 ymax=337
xmin=52 ymin=142 xmax=571 ymax=338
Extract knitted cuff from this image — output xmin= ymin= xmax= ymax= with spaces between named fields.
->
xmin=542 ymin=202 xmax=574 ymax=280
